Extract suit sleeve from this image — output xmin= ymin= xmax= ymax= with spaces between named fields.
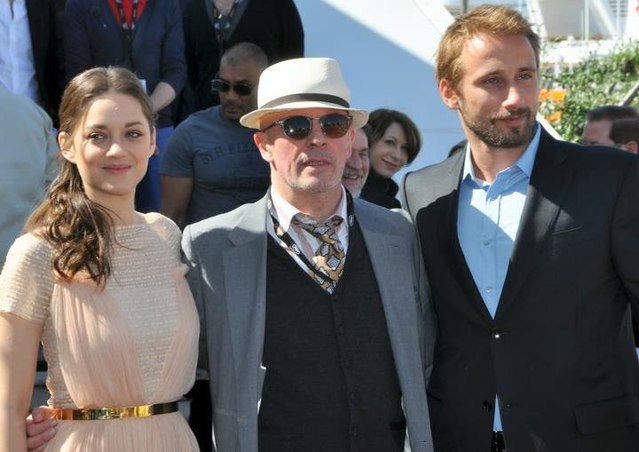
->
xmin=399 ymin=172 xmax=423 ymax=223
xmin=181 ymin=226 xmax=210 ymax=378
xmin=159 ymin=0 xmax=186 ymax=95
xmin=408 ymin=215 xmax=436 ymax=388
xmin=395 ymin=208 xmax=437 ymax=388
xmin=44 ymin=0 xmax=66 ymax=124
xmin=63 ymin=0 xmax=93 ymax=79
xmin=611 ymin=155 xmax=639 ymax=342
xmin=276 ymin=0 xmax=304 ymax=59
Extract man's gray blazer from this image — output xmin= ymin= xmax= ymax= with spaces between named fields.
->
xmin=182 ymin=194 xmax=435 ymax=452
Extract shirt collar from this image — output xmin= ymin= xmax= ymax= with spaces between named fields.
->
xmin=270 ymin=186 xmax=348 ymax=230
xmin=462 ymin=123 xmax=542 ymax=184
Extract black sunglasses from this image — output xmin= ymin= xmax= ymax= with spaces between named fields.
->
xmin=261 ymin=114 xmax=353 ymax=140
xmin=211 ymin=79 xmax=254 ymax=96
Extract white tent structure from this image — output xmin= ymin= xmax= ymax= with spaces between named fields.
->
xmin=443 ymin=0 xmax=629 ymax=39
xmin=626 ymin=0 xmax=639 ymax=39
xmin=294 ymin=0 xmax=463 ymax=178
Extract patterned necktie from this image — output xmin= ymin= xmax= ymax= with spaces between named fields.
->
xmin=292 ymin=214 xmax=345 ymax=294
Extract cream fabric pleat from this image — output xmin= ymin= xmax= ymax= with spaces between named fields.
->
xmin=52 ymin=278 xmax=146 ymax=407
xmin=46 ymin=412 xmax=198 ymax=451
xmin=44 ymin=265 xmax=199 ymax=451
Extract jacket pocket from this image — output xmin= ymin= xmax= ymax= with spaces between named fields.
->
xmin=574 ymin=394 xmax=639 ymax=434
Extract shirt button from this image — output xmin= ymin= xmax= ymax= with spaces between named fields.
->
xmin=482 ymin=239 xmax=492 ymax=246
xmin=485 ymin=286 xmax=494 ymax=293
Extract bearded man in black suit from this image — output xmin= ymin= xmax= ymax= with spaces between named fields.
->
xmin=402 ymin=5 xmax=639 ymax=452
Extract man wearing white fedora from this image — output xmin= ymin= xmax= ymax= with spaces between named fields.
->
xmin=25 ymin=57 xmax=434 ymax=452
xmin=185 ymin=57 xmax=435 ymax=451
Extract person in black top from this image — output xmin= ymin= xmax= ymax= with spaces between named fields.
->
xmin=360 ymin=108 xmax=422 ymax=209
xmin=180 ymin=0 xmax=304 ymax=116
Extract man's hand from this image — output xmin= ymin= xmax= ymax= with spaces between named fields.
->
xmin=26 ymin=406 xmax=57 ymax=452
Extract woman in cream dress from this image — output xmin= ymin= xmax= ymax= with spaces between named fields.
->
xmin=0 ymin=67 xmax=199 ymax=451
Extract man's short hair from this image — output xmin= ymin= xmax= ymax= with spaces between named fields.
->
xmin=609 ymin=117 xmax=639 ymax=145
xmin=436 ymin=5 xmax=540 ymax=88
xmin=585 ymin=105 xmax=638 ymax=122
xmin=221 ymin=42 xmax=269 ymax=72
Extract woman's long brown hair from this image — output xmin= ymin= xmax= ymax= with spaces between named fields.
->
xmin=24 ymin=66 xmax=154 ymax=286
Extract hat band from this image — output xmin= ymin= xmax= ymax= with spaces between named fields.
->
xmin=260 ymin=93 xmax=350 ymax=109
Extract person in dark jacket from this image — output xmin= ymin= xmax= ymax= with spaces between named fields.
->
xmin=360 ymin=108 xmax=421 ymax=209
xmin=64 ymin=0 xmax=187 ymax=212
xmin=181 ymin=0 xmax=304 ymax=115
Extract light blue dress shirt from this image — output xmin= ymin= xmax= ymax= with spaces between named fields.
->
xmin=457 ymin=125 xmax=541 ymax=432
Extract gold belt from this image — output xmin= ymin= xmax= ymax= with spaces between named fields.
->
xmin=54 ymin=401 xmax=178 ymax=421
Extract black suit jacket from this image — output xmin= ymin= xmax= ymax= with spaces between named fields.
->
xmin=401 ymin=128 xmax=639 ymax=452
xmin=26 ymin=0 xmax=65 ymax=126
xmin=181 ymin=0 xmax=304 ymax=114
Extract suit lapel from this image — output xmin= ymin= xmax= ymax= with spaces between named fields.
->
xmin=132 ymin=0 xmax=154 ymax=50
xmin=496 ymin=130 xmax=572 ymax=318
xmin=222 ymin=197 xmax=268 ymax=416
xmin=359 ymin=218 xmax=414 ymax=336
xmin=356 ymin=204 xmax=424 ymax=390
xmin=438 ymin=154 xmax=495 ymax=322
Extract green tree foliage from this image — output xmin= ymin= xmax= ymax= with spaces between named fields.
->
xmin=539 ymin=41 xmax=639 ymax=142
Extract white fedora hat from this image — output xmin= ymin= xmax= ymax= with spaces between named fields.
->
xmin=240 ymin=57 xmax=368 ymax=130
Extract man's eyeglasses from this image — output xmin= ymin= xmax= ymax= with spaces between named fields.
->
xmin=261 ymin=114 xmax=352 ymax=140
xmin=211 ymin=79 xmax=254 ymax=96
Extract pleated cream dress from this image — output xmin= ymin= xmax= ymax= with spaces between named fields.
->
xmin=0 ymin=212 xmax=200 ymax=451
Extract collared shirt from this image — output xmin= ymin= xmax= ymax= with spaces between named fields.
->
xmin=267 ymin=186 xmax=350 ymax=272
xmin=457 ymin=124 xmax=541 ymax=431
xmin=0 ymin=0 xmax=39 ymax=102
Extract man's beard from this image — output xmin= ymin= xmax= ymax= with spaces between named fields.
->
xmin=462 ymin=108 xmax=536 ymax=149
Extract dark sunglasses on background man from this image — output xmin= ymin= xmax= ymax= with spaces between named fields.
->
xmin=261 ymin=114 xmax=353 ymax=140
xmin=211 ymin=79 xmax=254 ymax=96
